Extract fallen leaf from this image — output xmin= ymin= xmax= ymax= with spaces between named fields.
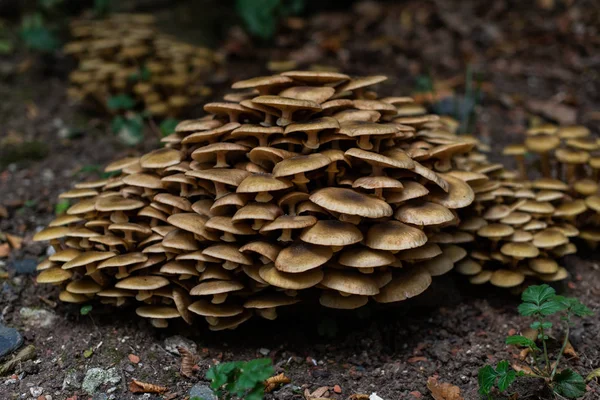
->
xmin=163 ymin=392 xmax=178 ymax=400
xmin=128 ymin=354 xmax=140 ymax=364
xmin=177 ymin=346 xmax=197 ymax=378
xmin=0 ymin=205 xmax=7 ymax=218
xmin=6 ymin=234 xmax=23 ymax=249
xmin=0 ymin=345 xmax=36 ymax=375
xmin=26 ymin=102 xmax=39 ymax=120
xmin=0 ymin=243 xmax=10 ymax=258
xmin=128 ymin=379 xmax=167 ymax=394
xmin=563 ymin=341 xmax=578 ymax=359
xmin=265 ymin=372 xmax=291 ymax=393
xmin=410 ymin=391 xmax=423 ymax=398
xmin=349 ymin=395 xmax=370 ymax=400
xmin=427 ymin=376 xmax=464 ymax=400
xmin=305 ymin=386 xmax=329 ymax=399
xmin=519 ymin=348 xmax=531 ymax=360
xmin=83 ymin=348 xmax=94 ymax=358
xmin=407 ymin=356 xmax=428 ymax=363
xmin=512 ymin=363 xmax=534 ymax=375
xmin=586 ymin=367 xmax=600 ymax=382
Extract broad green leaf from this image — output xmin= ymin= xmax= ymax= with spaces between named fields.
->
xmin=558 ymin=297 xmax=594 ymax=317
xmin=159 ymin=118 xmax=179 ymax=137
xmin=521 ymin=284 xmax=555 ymax=306
xmin=478 ymin=365 xmax=497 ymax=395
xmin=83 ymin=347 xmax=94 ymax=358
xmin=54 ymin=199 xmax=70 ymax=215
xmin=518 ymin=302 xmax=539 ymax=316
xmin=506 ymin=335 xmax=539 ymax=350
xmin=20 ymin=14 xmax=61 ymax=52
xmin=554 ymin=369 xmax=586 ymax=398
xmin=497 ymin=369 xmax=517 ymax=392
xmin=80 ymin=305 xmax=93 ymax=315
xmin=539 ymin=299 xmax=568 ymax=316
xmin=236 ymin=0 xmax=280 ymax=40
xmin=115 ymin=115 xmax=144 ymax=146
xmin=107 ymin=94 xmax=136 ymax=111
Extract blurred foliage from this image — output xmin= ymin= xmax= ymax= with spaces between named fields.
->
xmin=236 ymin=0 xmax=305 ymax=40
xmin=159 ymin=118 xmax=179 ymax=137
xmin=20 ymin=13 xmax=61 ymax=52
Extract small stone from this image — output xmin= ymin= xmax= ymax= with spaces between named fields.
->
xmin=62 ymin=370 xmax=81 ymax=390
xmin=370 ymin=393 xmax=384 ymax=400
xmin=19 ymin=308 xmax=57 ymax=329
xmin=30 ymin=387 xmax=43 ymax=397
xmin=82 ymin=368 xmax=121 ymax=394
xmin=9 ymin=259 xmax=37 ymax=275
xmin=333 ymin=385 xmax=342 ymax=394
xmin=258 ymin=348 xmax=270 ymax=356
xmin=189 ymin=384 xmax=217 ymax=400
xmin=124 ymin=365 xmax=135 ymax=373
xmin=128 ymin=354 xmax=140 ymax=364
xmin=164 ymin=335 xmax=196 ymax=355
xmin=0 ymin=322 xmax=23 ymax=358
xmin=92 ymin=394 xmax=108 ymax=400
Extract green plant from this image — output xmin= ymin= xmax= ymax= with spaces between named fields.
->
xmin=236 ymin=0 xmax=305 ymax=40
xmin=159 ymin=118 xmax=180 ymax=137
xmin=19 ymin=13 xmax=60 ymax=52
xmin=205 ymin=358 xmax=274 ymax=400
xmin=54 ymin=199 xmax=70 ymax=215
xmin=80 ymin=305 xmax=93 ymax=315
xmin=478 ymin=284 xmax=593 ymax=399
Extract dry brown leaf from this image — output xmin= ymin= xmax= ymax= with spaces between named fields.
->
xmin=177 ymin=345 xmax=197 ymax=378
xmin=128 ymin=379 xmax=167 ymax=394
xmin=0 ymin=243 xmax=10 ymax=258
xmin=265 ymin=372 xmax=291 ymax=393
xmin=0 ymin=205 xmax=8 ymax=219
xmin=348 ymin=394 xmax=370 ymax=400
xmin=427 ymin=376 xmax=463 ymax=400
xmin=563 ymin=340 xmax=578 ymax=359
xmin=519 ymin=348 xmax=531 ymax=360
xmin=305 ymin=386 xmax=329 ymax=399
xmin=6 ymin=234 xmax=23 ymax=250
xmin=512 ymin=363 xmax=534 ymax=375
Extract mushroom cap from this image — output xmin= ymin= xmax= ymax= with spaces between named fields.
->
xmin=259 ymin=264 xmax=323 ymax=289
xmin=188 ymin=299 xmax=244 ymax=317
xmin=529 ymin=258 xmax=559 ymax=274
xmin=239 ymin=241 xmax=281 ymax=263
xmin=299 ymin=220 xmax=363 ymax=247
xmin=336 ymin=75 xmax=387 ymax=92
xmin=395 ymin=243 xmax=442 ymax=261
xmin=181 ymin=122 xmax=241 ymax=144
xmin=338 ymin=121 xmax=398 ymax=138
xmin=477 ymin=224 xmax=515 ymax=239
xmin=49 ymin=248 xmax=81 ymax=263
xmin=469 ymin=270 xmax=493 ymax=285
xmin=202 ymin=244 xmax=253 ymax=265
xmin=500 ymin=242 xmax=540 ymax=259
xmin=281 ymin=70 xmax=350 ymax=84
xmin=190 ymin=280 xmax=244 ymax=296
xmin=574 ymin=180 xmax=599 ymax=196
xmin=59 ymin=291 xmax=89 ymax=303
xmin=273 ymin=154 xmax=332 ymax=177
xmin=309 ymin=188 xmax=392 ymax=218
xmin=531 ymin=178 xmax=569 ymax=191
xmin=427 ymin=174 xmax=475 ymax=209
xmin=206 ymin=216 xmax=254 ymax=236
xmin=122 ymin=173 xmax=164 ymax=189
xmin=275 ymin=242 xmax=332 ymax=273
xmin=395 ymin=201 xmax=455 ymax=226
xmin=237 ymin=174 xmax=292 ymax=193
xmin=347 ymin=148 xmax=414 ymax=169
xmin=554 ymin=200 xmax=587 ymax=218
xmin=352 ymin=176 xmax=404 ymax=190
xmin=490 ymin=269 xmax=525 ymax=288
xmin=279 ymin=86 xmax=335 ymax=103
xmin=285 ymin=116 xmax=339 ymax=134
xmin=98 ymin=253 xmax=148 ymax=269
xmin=136 ymin=306 xmax=180 ymax=319
xmin=63 ymin=251 xmax=117 ymax=269
xmin=260 ymin=215 xmax=316 ymax=232
xmin=319 ymin=292 xmax=368 ymax=309
xmin=33 ymin=226 xmax=71 ymax=242
xmin=557 ymin=125 xmax=590 ymax=139
xmin=585 ymin=195 xmax=600 ymax=213
xmin=167 ymin=213 xmax=212 ymax=237
xmin=455 ymin=258 xmax=482 ymax=275
xmin=385 ymin=181 xmax=429 ymax=203
xmin=36 ymin=267 xmax=73 ymax=284
xmin=525 ymin=135 xmax=560 ymax=153
xmin=66 ymin=279 xmax=102 ymax=294
xmin=208 ymin=311 xmax=253 ymax=331
xmin=366 ymin=221 xmax=428 ymax=251
xmin=502 ymin=144 xmax=527 ymax=156
xmin=105 ymin=156 xmax=140 ymax=172
xmin=251 ymin=95 xmax=321 ymax=111
xmin=373 ymin=269 xmax=432 ymax=303
xmin=140 ymin=148 xmax=182 ymax=168
xmin=244 ymin=293 xmax=300 ymax=309
xmin=338 ymin=247 xmax=395 ymax=268
xmin=115 ymin=275 xmax=170 ymax=290
xmin=538 ymin=267 xmax=568 ymax=282
xmin=320 ymin=270 xmax=379 ymax=295
xmin=160 ymin=261 xmax=199 ymax=276
xmin=233 ymin=203 xmax=282 ymax=222
xmin=532 ymin=229 xmax=568 ymax=248
xmin=162 ymin=229 xmax=199 ymax=251
xmin=500 ymin=212 xmax=532 ymax=225
xmin=231 ymin=75 xmax=293 ymax=90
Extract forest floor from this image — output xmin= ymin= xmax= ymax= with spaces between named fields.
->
xmin=1 ymin=1 xmax=600 ymax=399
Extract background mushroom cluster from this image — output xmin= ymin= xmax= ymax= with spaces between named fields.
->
xmin=503 ymin=125 xmax=600 ymax=249
xmin=64 ymin=13 xmax=221 ymax=118
xmin=33 ymin=71 xmax=582 ymax=330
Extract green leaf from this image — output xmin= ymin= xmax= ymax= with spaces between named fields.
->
xmin=518 ymin=302 xmax=540 ymax=316
xmin=506 ymin=335 xmax=539 ymax=350
xmin=236 ymin=0 xmax=280 ymax=40
xmin=521 ymin=284 xmax=556 ymax=306
xmin=478 ymin=365 xmax=497 ymax=395
xmin=80 ymin=305 xmax=93 ymax=315
xmin=539 ymin=299 xmax=568 ymax=316
xmin=83 ymin=347 xmax=94 ymax=358
xmin=54 ymin=199 xmax=70 ymax=215
xmin=0 ymin=39 xmax=14 ymax=55
xmin=114 ymin=114 xmax=144 ymax=146
xmin=107 ymin=94 xmax=136 ymax=111
xmin=558 ymin=297 xmax=594 ymax=317
xmin=553 ymin=369 xmax=586 ymax=398
xmin=20 ymin=14 xmax=60 ymax=52
xmin=159 ymin=118 xmax=179 ymax=137
xmin=586 ymin=367 xmax=600 ymax=382
xmin=495 ymin=361 xmax=517 ymax=392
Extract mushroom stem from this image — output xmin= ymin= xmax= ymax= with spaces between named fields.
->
xmin=326 ymin=164 xmax=338 ymax=186
xmin=252 ymin=220 xmax=265 ymax=230
xmin=278 ymin=229 xmax=293 ymax=242
xmin=151 ymin=319 xmax=168 ymax=328
xmin=222 ymin=261 xmax=238 ymax=270
xmin=374 ymin=188 xmax=384 ymax=198
xmin=277 ymin=110 xmax=293 ymax=126
xmin=257 ymin=308 xmax=277 ymax=320
xmin=360 ymin=267 xmax=375 ymax=274
xmin=116 ymin=266 xmax=129 ymax=279
xmin=566 ymin=164 xmax=576 ymax=184
xmin=137 ymin=290 xmax=153 ymax=301
xmin=540 ymin=153 xmax=551 ymax=178
xmin=212 ymin=293 xmax=228 ymax=304
xmin=196 ymin=261 xmax=206 ymax=272
xmin=339 ymin=214 xmax=361 ymax=225
xmin=215 ymin=151 xmax=229 ymax=168
xmin=49 ymin=239 xmax=63 ymax=253
xmin=255 ymin=191 xmax=273 ymax=203
xmin=292 ymin=173 xmax=310 ymax=192
xmin=304 ymin=131 xmax=320 ymax=149
xmin=221 ymin=232 xmax=236 ymax=242
xmin=357 ymin=135 xmax=373 ymax=150
xmin=213 ymin=182 xmax=229 ymax=199
xmin=514 ymin=155 xmax=527 ymax=180
xmin=205 ymin=316 xmax=219 ymax=325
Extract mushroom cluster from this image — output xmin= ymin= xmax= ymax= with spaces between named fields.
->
xmin=34 ymin=71 xmax=575 ymax=329
xmin=64 ymin=13 xmax=220 ymax=117
xmin=503 ymin=125 xmax=600 ymax=249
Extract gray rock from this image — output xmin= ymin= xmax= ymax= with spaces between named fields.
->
xmin=92 ymin=394 xmax=108 ymax=400
xmin=19 ymin=307 xmax=57 ymax=329
xmin=258 ymin=348 xmax=270 ymax=356
xmin=189 ymin=384 xmax=217 ymax=400
xmin=82 ymin=367 xmax=121 ymax=394
xmin=164 ymin=335 xmax=196 ymax=355
xmin=9 ymin=259 xmax=37 ymax=275
xmin=62 ymin=369 xmax=81 ymax=390
xmin=0 ymin=322 xmax=23 ymax=358
xmin=30 ymin=387 xmax=43 ymax=397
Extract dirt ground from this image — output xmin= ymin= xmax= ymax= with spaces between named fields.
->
xmin=1 ymin=1 xmax=600 ymax=399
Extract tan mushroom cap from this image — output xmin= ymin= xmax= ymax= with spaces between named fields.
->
xmin=347 ymin=148 xmax=415 ymax=169
xmin=98 ymin=253 xmax=147 ymax=269
xmin=574 ymin=180 xmax=598 ymax=196
xmin=259 ymin=264 xmax=323 ymax=289
xmin=104 ymin=156 xmax=140 ymax=172
xmin=206 ymin=216 xmax=254 ymax=237
xmin=299 ymin=220 xmax=363 ymax=246
xmin=59 ymin=188 xmax=98 ymax=199
xmin=273 ymin=154 xmax=332 ymax=177
xmin=115 ymin=275 xmax=170 ymax=290
xmin=469 ymin=270 xmax=493 ymax=285
xmin=239 ymin=241 xmax=281 ymax=263
xmin=310 ymin=187 xmax=392 ymax=218
xmin=490 ymin=269 xmax=525 ymax=288
xmin=320 ymin=270 xmax=379 ymax=295
xmin=237 ymin=174 xmax=292 ymax=195
xmin=477 ymin=224 xmax=515 ymax=239
xmin=386 ymin=181 xmax=429 ymax=203
xmin=538 ymin=267 xmax=568 ymax=282
xmin=190 ymin=280 xmax=244 ymax=296
xmin=557 ymin=125 xmax=590 ymax=139
xmin=531 ymin=178 xmax=569 ymax=191
xmin=336 ymin=75 xmax=387 ymax=92
xmin=427 ymin=174 xmax=475 ymax=209
xmin=167 ymin=213 xmax=213 ymax=238
xmin=338 ymin=247 xmax=395 ymax=268
xmin=174 ymin=119 xmax=222 ymax=133
xmin=159 ymin=261 xmax=199 ymax=276
xmin=231 ymin=75 xmax=293 ymax=91
xmin=396 ymin=243 xmax=442 ymax=262
xmin=554 ymin=200 xmax=587 ymax=218
xmin=374 ymin=269 xmax=432 ymax=303
xmin=585 ymin=195 xmax=600 ymax=213
xmin=208 ymin=311 xmax=253 ymax=331
xmin=136 ymin=306 xmax=180 ymax=319
xmin=66 ymin=279 xmax=102 ymax=294
xmin=532 ymin=229 xmax=568 ymax=248
xmin=33 ymin=226 xmax=71 ymax=242
xmin=188 ymin=299 xmax=244 ymax=317
xmin=59 ymin=291 xmax=89 ymax=303
xmin=97 ymin=289 xmax=135 ymax=298
xmin=319 ymin=292 xmax=368 ymax=309
xmin=529 ymin=258 xmax=559 ymax=274
xmin=63 ymin=251 xmax=116 ymax=269
xmin=501 ymin=212 xmax=532 ymax=225
xmin=49 ymin=248 xmax=81 ymax=262
xmin=366 ymin=221 xmax=428 ymax=251
xmin=252 ymin=95 xmax=321 ymax=111
xmin=500 ymin=242 xmax=540 ymax=259
xmin=281 ymin=70 xmax=350 ymax=84
xmin=181 ymin=122 xmax=241 ymax=144
xmin=395 ymin=201 xmax=455 ymax=226
xmin=455 ymin=258 xmax=482 ymax=275
xmin=503 ymin=144 xmax=527 ymax=156
xmin=420 ymin=252 xmax=454 ymax=276
xmin=525 ymin=135 xmax=560 ymax=153
xmin=275 ymin=242 xmax=332 ymax=273
xmin=260 ymin=215 xmax=316 ymax=232
xmin=140 ymin=148 xmax=181 ymax=169
xmin=279 ymin=86 xmax=335 ymax=103
xmin=202 ymin=244 xmax=253 ymax=267
xmin=244 ymin=293 xmax=300 ymax=309
xmin=48 ymin=215 xmax=83 ymax=227
xmin=37 ymin=268 xmax=73 ymax=283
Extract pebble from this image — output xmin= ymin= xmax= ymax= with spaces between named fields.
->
xmin=92 ymin=394 xmax=108 ymax=400
xmin=370 ymin=393 xmax=385 ymax=400
xmin=189 ymin=384 xmax=217 ymax=400
xmin=62 ymin=370 xmax=81 ymax=390
xmin=164 ymin=335 xmax=196 ymax=355
xmin=0 ymin=322 xmax=23 ymax=358
xmin=9 ymin=259 xmax=37 ymax=275
xmin=258 ymin=348 xmax=270 ymax=356
xmin=19 ymin=307 xmax=57 ymax=329
xmin=82 ymin=367 xmax=121 ymax=394
xmin=30 ymin=387 xmax=43 ymax=397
